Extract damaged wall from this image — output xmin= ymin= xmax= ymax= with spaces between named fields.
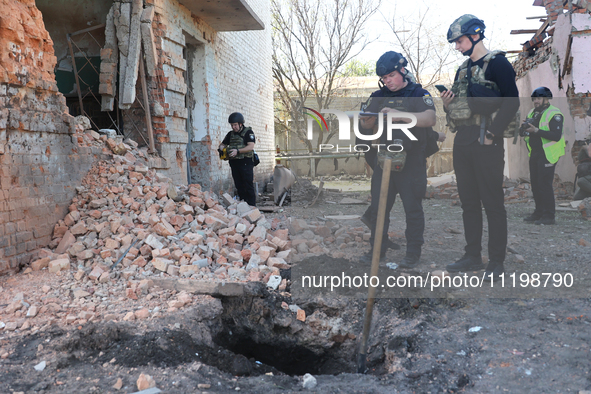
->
xmin=144 ymin=0 xmax=274 ymax=191
xmin=510 ymin=12 xmax=591 ymax=182
xmin=37 ymin=0 xmax=273 ymax=194
xmin=0 ymin=0 xmax=110 ymax=275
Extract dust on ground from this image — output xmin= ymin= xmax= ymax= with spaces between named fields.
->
xmin=2 ymin=177 xmax=591 ymax=393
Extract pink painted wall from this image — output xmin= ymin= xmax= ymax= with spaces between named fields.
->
xmin=510 ymin=13 xmax=591 ymax=182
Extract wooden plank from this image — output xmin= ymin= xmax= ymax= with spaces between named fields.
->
xmin=510 ymin=29 xmax=539 ymax=34
xmin=324 ymin=214 xmax=361 ymax=220
xmin=139 ymin=52 xmax=156 ymax=153
xmin=536 ymin=18 xmax=550 ymax=37
xmin=562 ymin=35 xmax=574 ymax=78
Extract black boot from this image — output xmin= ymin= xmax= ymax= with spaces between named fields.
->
xmin=534 ymin=216 xmax=555 ymax=225
xmin=446 ymin=254 xmax=484 ymax=272
xmin=399 ymin=253 xmax=420 ymax=269
xmin=484 ymin=261 xmax=505 ymax=282
xmin=523 ymin=212 xmax=542 ymax=223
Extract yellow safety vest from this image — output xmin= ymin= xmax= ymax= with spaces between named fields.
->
xmin=525 ymin=105 xmax=565 ymax=164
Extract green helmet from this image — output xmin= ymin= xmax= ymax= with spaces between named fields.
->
xmin=447 ymin=14 xmax=486 ymax=43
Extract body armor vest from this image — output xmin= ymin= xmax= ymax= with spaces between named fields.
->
xmin=447 ymin=50 xmax=504 ymax=129
xmin=367 ymin=83 xmax=427 ymax=171
xmin=228 ymin=126 xmax=254 ymax=160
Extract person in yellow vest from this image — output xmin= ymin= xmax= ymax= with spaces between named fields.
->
xmin=219 ymin=112 xmax=257 ymax=206
xmin=521 ymin=87 xmax=565 ymax=225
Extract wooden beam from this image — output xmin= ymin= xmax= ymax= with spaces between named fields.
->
xmin=139 ymin=51 xmax=156 ymax=154
xmin=526 ymin=15 xmax=548 ymax=19
xmin=536 ymin=18 xmax=551 ymax=36
xmin=511 ymin=29 xmax=539 ymax=34
xmin=562 ymin=35 xmax=574 ymax=78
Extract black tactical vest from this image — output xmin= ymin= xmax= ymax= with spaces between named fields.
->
xmin=228 ymin=126 xmax=254 ymax=160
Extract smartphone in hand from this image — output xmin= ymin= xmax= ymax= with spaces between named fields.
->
xmin=435 ymin=84 xmax=448 ymax=93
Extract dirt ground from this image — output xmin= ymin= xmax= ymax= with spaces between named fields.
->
xmin=2 ymin=179 xmax=591 ymax=393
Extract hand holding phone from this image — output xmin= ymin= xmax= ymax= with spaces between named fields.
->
xmin=435 ymin=84 xmax=448 ymax=93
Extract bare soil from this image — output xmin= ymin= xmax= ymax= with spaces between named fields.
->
xmin=2 ymin=183 xmax=591 ymax=393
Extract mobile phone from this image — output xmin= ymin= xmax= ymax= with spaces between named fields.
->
xmin=435 ymin=84 xmax=448 ymax=93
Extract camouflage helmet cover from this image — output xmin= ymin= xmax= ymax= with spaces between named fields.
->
xmin=376 ymin=51 xmax=408 ymax=77
xmin=447 ymin=14 xmax=486 ymax=43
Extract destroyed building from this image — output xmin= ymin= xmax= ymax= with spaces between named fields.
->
xmin=0 ymin=0 xmax=273 ymax=275
xmin=509 ymin=0 xmax=591 ymax=181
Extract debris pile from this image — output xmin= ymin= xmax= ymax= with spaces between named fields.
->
xmin=289 ymin=178 xmax=321 ymax=205
xmin=0 ymin=127 xmax=371 ymax=336
xmin=44 ymin=129 xmax=297 ymax=287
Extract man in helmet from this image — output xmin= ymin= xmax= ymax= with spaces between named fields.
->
xmin=521 ymin=87 xmax=565 ymax=225
xmin=440 ymin=15 xmax=519 ymax=279
xmin=219 ymin=112 xmax=257 ymax=206
xmin=357 ymin=51 xmax=443 ymax=268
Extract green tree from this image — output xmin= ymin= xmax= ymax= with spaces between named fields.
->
xmin=340 ymin=59 xmax=375 ymax=77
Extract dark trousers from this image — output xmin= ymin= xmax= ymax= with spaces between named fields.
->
xmin=574 ymin=176 xmax=591 ymax=200
xmin=453 ymin=141 xmax=507 ymax=264
xmin=529 ymin=153 xmax=556 ymax=218
xmin=368 ymin=154 xmax=426 ymax=256
xmin=229 ymin=158 xmax=256 ymax=206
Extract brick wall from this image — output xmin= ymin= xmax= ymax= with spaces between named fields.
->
xmin=145 ymin=0 xmax=274 ymax=192
xmin=513 ymin=38 xmax=554 ymax=79
xmin=510 ymin=13 xmax=591 ymax=182
xmin=544 ymin=0 xmax=565 ymax=21
xmin=0 ymin=0 xmax=111 ymax=274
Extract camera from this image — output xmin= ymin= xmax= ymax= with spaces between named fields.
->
xmin=519 ymin=118 xmax=534 ymax=137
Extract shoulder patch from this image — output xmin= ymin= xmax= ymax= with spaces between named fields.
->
xmin=554 ymin=115 xmax=562 ymax=122
xmin=423 ymin=95 xmax=434 ymax=106
xmin=249 ymin=134 xmax=255 ymax=140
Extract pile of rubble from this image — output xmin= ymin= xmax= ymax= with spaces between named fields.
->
xmin=41 ymin=129 xmax=298 ymax=287
xmin=0 ymin=127 xmax=369 ymax=338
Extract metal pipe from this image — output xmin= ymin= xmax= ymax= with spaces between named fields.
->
xmin=278 ymin=153 xmax=362 ymax=160
xmin=68 ymin=23 xmax=106 ymax=37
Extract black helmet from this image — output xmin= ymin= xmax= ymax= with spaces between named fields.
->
xmin=447 ymin=14 xmax=486 ymax=43
xmin=376 ymin=51 xmax=408 ymax=77
xmin=531 ymin=87 xmax=553 ymax=99
xmin=228 ymin=112 xmax=245 ymax=124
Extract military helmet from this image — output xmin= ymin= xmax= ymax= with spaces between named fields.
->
xmin=376 ymin=51 xmax=408 ymax=77
xmin=228 ymin=112 xmax=245 ymax=124
xmin=447 ymin=14 xmax=486 ymax=43
xmin=531 ymin=87 xmax=553 ymax=99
